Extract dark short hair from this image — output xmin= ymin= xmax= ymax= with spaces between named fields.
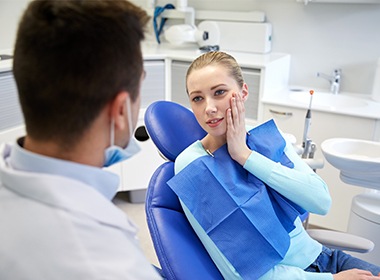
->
xmin=13 ymin=0 xmax=149 ymax=147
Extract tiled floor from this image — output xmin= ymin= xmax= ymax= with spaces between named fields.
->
xmin=112 ymin=192 xmax=160 ymax=267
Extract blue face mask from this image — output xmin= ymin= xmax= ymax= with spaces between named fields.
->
xmin=103 ymin=97 xmax=141 ymax=167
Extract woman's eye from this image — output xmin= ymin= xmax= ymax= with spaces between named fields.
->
xmin=192 ymin=96 xmax=203 ymax=102
xmin=215 ymin=89 xmax=225 ymax=96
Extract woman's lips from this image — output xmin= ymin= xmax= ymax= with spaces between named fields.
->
xmin=206 ymin=118 xmax=224 ymax=128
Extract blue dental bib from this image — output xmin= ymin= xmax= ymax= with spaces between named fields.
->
xmin=168 ymin=120 xmax=305 ymax=279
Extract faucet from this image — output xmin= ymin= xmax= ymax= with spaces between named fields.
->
xmin=317 ymin=69 xmax=341 ymax=95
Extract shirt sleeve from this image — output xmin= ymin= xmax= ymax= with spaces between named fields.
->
xmin=174 ymin=141 xmax=207 ymax=174
xmin=243 ymin=138 xmax=331 ymax=215
xmin=259 ymin=264 xmax=333 ymax=280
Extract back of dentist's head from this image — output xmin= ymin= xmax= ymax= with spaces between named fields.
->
xmin=13 ymin=0 xmax=149 ymax=148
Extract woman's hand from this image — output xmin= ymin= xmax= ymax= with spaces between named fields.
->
xmin=333 ymin=269 xmax=380 ymax=280
xmin=226 ymin=92 xmax=251 ymax=166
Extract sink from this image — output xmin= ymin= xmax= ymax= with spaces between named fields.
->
xmin=289 ymin=91 xmax=368 ymax=109
xmin=321 ymin=138 xmax=380 ymax=189
xmin=321 ymin=138 xmax=380 ymax=173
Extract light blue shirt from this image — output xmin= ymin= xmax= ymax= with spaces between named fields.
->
xmin=175 ymin=135 xmax=333 ymax=280
xmin=8 ymin=138 xmax=119 ymax=200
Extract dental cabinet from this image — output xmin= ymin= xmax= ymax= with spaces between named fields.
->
xmin=140 ymin=60 xmax=166 ymax=108
xmin=262 ymin=100 xmax=380 ymax=232
xmin=0 ymin=69 xmax=25 ymax=145
xmin=0 ymin=49 xmax=24 ymax=143
xmin=0 ymin=71 xmax=23 ymax=132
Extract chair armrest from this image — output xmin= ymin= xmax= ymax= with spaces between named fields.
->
xmin=307 ymin=229 xmax=374 ymax=253
xmin=291 ymin=142 xmax=324 ymax=170
xmin=303 ymin=158 xmax=324 ymax=170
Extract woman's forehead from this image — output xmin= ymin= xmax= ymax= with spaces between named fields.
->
xmin=188 ymin=65 xmax=230 ymax=82
xmin=187 ymin=67 xmax=237 ymax=93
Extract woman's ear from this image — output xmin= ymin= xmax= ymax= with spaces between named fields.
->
xmin=241 ymin=83 xmax=249 ymax=101
xmin=110 ymin=91 xmax=128 ymax=130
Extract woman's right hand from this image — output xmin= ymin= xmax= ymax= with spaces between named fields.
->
xmin=226 ymin=92 xmax=251 ymax=166
xmin=333 ymin=269 xmax=380 ymax=280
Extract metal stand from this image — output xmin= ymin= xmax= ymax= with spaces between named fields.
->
xmin=301 ymin=138 xmax=318 ymax=229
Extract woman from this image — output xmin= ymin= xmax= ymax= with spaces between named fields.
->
xmin=171 ymin=51 xmax=380 ymax=280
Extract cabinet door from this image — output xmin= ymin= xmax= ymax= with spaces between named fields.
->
xmin=241 ymin=67 xmax=261 ymax=121
xmin=263 ymin=104 xmax=376 ymax=231
xmin=120 ymin=120 xmax=165 ymax=192
xmin=0 ymin=71 xmax=23 ymax=133
xmin=141 ymin=60 xmax=165 ymax=109
xmin=114 ymin=60 xmax=166 ymax=192
xmin=171 ymin=60 xmax=190 ymax=108
xmin=170 ymin=60 xmax=261 ymax=121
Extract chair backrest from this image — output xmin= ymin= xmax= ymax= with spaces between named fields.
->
xmin=144 ymin=101 xmax=223 ymax=279
xmin=144 ymin=101 xmax=206 ymax=161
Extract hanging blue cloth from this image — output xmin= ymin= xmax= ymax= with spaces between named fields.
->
xmin=153 ymin=4 xmax=175 ymax=44
xmin=167 ymin=119 xmax=306 ymax=279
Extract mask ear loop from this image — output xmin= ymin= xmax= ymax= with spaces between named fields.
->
xmin=110 ymin=119 xmax=115 ymax=146
xmin=126 ymin=96 xmax=134 ymax=142
xmin=110 ymin=96 xmax=134 ymax=148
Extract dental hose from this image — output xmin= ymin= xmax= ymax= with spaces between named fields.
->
xmin=302 ymin=90 xmax=314 ymax=159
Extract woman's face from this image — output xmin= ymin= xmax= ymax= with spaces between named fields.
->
xmin=187 ymin=65 xmax=248 ymax=138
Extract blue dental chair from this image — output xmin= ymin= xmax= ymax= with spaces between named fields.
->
xmin=144 ymin=101 xmax=222 ymax=279
xmin=144 ymin=101 xmax=374 ymax=280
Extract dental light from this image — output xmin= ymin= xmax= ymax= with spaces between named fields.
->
xmin=164 ymin=21 xmax=220 ymax=48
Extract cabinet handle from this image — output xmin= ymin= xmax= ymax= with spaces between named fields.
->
xmin=269 ymin=109 xmax=293 ymax=117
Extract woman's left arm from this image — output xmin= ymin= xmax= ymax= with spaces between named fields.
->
xmin=243 ymin=139 xmax=332 ymax=215
xmin=226 ymin=91 xmax=330 ymax=214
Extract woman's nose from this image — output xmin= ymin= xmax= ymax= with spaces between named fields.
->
xmin=205 ymin=99 xmax=217 ymax=115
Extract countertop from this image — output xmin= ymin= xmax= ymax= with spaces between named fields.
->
xmin=262 ymin=86 xmax=380 ymax=120
xmin=1 ymin=41 xmax=289 ymax=72
xmin=141 ymin=42 xmax=290 ymax=69
xmin=0 ymin=49 xmax=13 ymax=73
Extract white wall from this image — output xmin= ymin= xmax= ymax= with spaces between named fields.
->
xmin=249 ymin=1 xmax=380 ymax=96
xmin=135 ymin=0 xmax=380 ymax=95
xmin=3 ymin=0 xmax=380 ymax=94
xmin=0 ymin=0 xmax=30 ymax=50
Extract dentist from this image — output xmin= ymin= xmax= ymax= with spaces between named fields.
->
xmin=0 ymin=0 xmax=162 ymax=279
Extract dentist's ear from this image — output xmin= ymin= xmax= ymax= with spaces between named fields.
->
xmin=110 ymin=91 xmax=128 ymax=130
xmin=241 ymin=83 xmax=249 ymax=101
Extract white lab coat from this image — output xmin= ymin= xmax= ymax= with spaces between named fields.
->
xmin=0 ymin=144 xmax=161 ymax=280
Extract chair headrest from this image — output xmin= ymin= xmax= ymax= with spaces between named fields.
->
xmin=144 ymin=101 xmax=207 ymax=162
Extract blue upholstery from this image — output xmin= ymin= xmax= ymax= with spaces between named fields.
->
xmin=144 ymin=101 xmax=206 ymax=161
xmin=144 ymin=101 xmax=223 ymax=279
